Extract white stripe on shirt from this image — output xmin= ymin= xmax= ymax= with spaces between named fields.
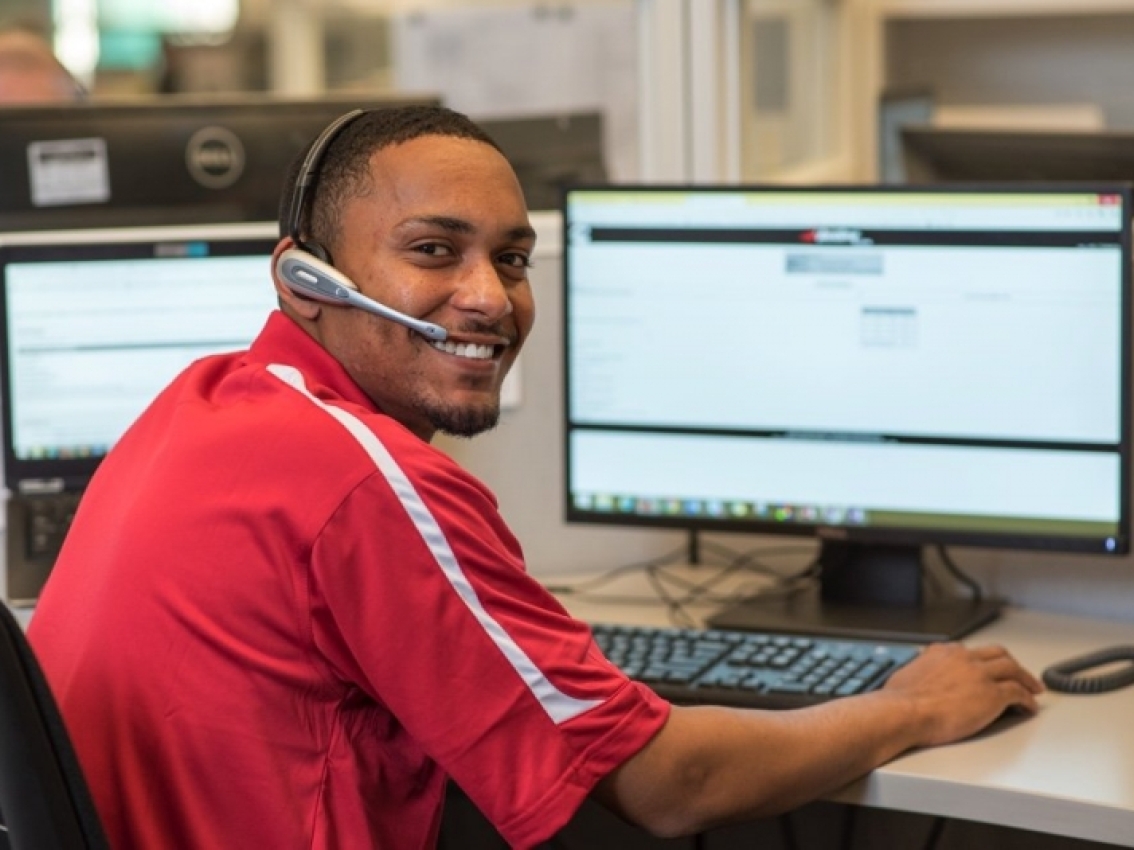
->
xmin=267 ymin=363 xmax=602 ymax=725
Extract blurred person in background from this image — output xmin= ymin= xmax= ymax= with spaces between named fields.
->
xmin=0 ymin=22 xmax=83 ymax=104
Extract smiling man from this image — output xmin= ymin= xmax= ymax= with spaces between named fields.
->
xmin=30 ymin=105 xmax=1041 ymax=850
xmin=275 ymin=114 xmax=537 ymax=443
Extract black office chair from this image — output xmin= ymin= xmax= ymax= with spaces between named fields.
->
xmin=0 ymin=602 xmax=110 ymax=849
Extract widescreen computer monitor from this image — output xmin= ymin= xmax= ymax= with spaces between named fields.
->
xmin=0 ymin=222 xmax=280 ymax=492
xmin=563 ymin=185 xmax=1132 ymax=642
xmin=0 ymin=222 xmax=280 ymax=604
xmin=901 ymin=127 xmax=1134 ymax=185
xmin=0 ymin=94 xmax=438 ymax=233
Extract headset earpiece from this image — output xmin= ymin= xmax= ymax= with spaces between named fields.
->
xmin=276 ymin=248 xmax=447 ymax=341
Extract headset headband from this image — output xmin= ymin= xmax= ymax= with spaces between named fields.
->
xmin=285 ymin=108 xmax=367 ymax=252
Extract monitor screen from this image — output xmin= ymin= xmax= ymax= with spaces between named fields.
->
xmin=0 ymin=223 xmax=279 ymax=492
xmin=0 ymin=93 xmax=438 ymax=232
xmin=900 ymin=127 xmax=1134 ymax=184
xmin=563 ymin=185 xmax=1132 ymax=640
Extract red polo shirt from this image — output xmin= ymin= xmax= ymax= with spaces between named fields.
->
xmin=30 ymin=311 xmax=669 ymax=850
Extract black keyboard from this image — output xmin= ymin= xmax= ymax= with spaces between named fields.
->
xmin=592 ymin=623 xmax=921 ymax=709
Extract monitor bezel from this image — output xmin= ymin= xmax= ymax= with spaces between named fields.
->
xmin=0 ymin=222 xmax=280 ymax=492
xmin=560 ymin=181 xmax=1133 ymax=556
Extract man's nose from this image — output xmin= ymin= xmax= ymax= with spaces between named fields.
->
xmin=452 ymin=258 xmax=513 ymax=321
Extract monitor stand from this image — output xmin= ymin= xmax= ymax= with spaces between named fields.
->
xmin=706 ymin=541 xmax=1003 ymax=644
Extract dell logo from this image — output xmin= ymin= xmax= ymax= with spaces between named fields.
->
xmin=185 ymin=126 xmax=245 ymax=189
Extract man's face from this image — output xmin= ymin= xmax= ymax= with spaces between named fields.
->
xmin=303 ymin=135 xmax=536 ymax=441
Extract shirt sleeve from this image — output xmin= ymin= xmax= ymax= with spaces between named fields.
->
xmin=306 ymin=426 xmax=671 ymax=848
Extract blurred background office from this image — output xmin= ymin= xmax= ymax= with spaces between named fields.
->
xmin=7 ymin=0 xmax=1134 ymax=184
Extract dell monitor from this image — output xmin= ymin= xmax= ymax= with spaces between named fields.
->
xmin=0 ymin=93 xmax=438 ymax=233
xmin=901 ymin=126 xmax=1134 ymax=185
xmin=562 ymin=185 xmax=1131 ymax=642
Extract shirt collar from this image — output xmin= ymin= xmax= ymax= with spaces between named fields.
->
xmin=246 ymin=311 xmax=378 ymax=413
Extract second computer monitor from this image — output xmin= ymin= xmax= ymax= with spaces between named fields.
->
xmin=0 ymin=222 xmax=280 ymax=491
xmin=563 ymin=184 xmax=1131 ymax=640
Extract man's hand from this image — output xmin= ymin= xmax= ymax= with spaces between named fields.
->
xmin=596 ymin=641 xmax=1043 ymax=837
xmin=883 ymin=642 xmax=1044 ymax=746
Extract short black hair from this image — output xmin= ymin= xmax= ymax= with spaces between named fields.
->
xmin=279 ymin=104 xmax=502 ymax=257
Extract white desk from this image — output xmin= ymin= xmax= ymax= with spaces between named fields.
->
xmin=834 ymin=609 xmax=1134 ymax=847
xmin=551 ymin=569 xmax=1134 ymax=847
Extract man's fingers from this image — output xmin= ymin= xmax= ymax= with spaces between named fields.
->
xmin=1000 ymin=681 xmax=1041 ymax=714
xmin=980 ymin=655 xmax=1045 ymax=694
xmin=969 ymin=643 xmax=1011 ymax=662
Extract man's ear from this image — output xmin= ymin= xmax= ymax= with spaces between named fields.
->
xmin=271 ymin=237 xmax=321 ymax=321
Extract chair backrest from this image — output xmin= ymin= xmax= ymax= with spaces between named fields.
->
xmin=0 ymin=603 xmax=110 ymax=850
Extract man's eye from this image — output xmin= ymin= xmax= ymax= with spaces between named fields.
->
xmin=414 ymin=243 xmax=454 ymax=258
xmin=498 ymin=252 xmax=533 ymax=269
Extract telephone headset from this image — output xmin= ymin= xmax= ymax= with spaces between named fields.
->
xmin=1042 ymin=645 xmax=1134 ymax=694
xmin=274 ymin=108 xmax=449 ymax=342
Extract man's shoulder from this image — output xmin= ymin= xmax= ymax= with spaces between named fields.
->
xmin=234 ymin=359 xmax=447 ymax=464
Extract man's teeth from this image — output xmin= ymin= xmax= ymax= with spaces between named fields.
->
xmin=430 ymin=340 xmax=495 ymax=360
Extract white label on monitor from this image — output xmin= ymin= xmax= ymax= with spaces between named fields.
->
xmin=26 ymin=138 xmax=111 ymax=207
